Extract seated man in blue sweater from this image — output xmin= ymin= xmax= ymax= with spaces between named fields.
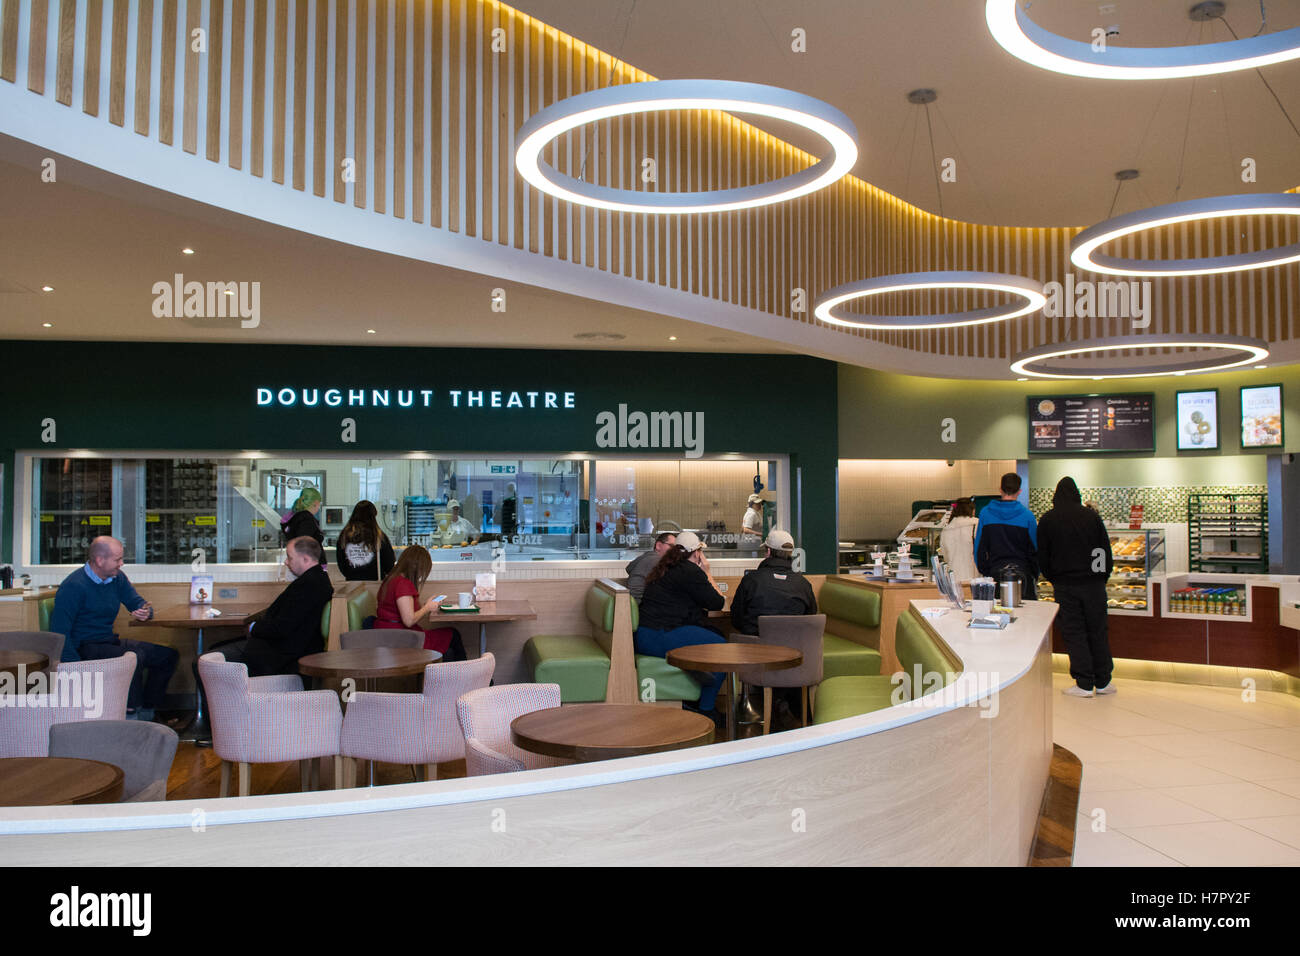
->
xmin=51 ymin=536 xmax=179 ymax=721
xmin=974 ymin=472 xmax=1039 ymax=600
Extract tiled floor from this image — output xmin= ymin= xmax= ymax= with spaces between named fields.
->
xmin=1056 ymin=673 xmax=1300 ymax=867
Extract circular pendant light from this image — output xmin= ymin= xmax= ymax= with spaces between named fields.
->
xmin=1010 ymin=334 xmax=1269 ymax=379
xmin=514 ymin=79 xmax=858 ymax=215
xmin=985 ymin=0 xmax=1300 ymax=80
xmin=813 ymin=271 xmax=1046 ymax=330
xmin=1070 ymin=193 xmax=1300 ymax=277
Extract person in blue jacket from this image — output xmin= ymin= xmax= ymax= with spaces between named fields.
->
xmin=50 ymin=536 xmax=179 ymax=720
xmin=974 ymin=473 xmax=1039 ymax=600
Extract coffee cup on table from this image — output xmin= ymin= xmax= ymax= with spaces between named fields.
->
xmin=458 ymin=592 xmax=474 ymax=608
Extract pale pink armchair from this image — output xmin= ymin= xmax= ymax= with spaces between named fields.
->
xmin=455 ymin=682 xmax=571 ymax=776
xmin=0 ymin=652 xmax=135 ymax=757
xmin=339 ymin=654 xmax=495 ymax=786
xmin=197 ymin=652 xmax=343 ymax=797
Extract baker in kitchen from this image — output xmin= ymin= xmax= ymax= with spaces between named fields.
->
xmin=440 ymin=499 xmax=480 ymax=546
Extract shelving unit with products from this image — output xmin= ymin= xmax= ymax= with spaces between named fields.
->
xmin=34 ymin=458 xmax=116 ymax=564
xmin=1037 ymin=528 xmax=1165 ymax=616
xmin=143 ymin=459 xmax=218 ymax=565
xmin=1161 ymin=573 xmax=1262 ymax=622
xmin=1188 ymin=493 xmax=1267 ymax=574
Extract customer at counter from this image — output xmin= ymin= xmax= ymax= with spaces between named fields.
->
xmin=439 ymin=500 xmax=480 ymax=546
xmin=50 ymin=536 xmax=178 ymax=720
xmin=741 ymin=494 xmax=764 ymax=545
xmin=635 ymin=531 xmax=726 ymax=722
xmin=974 ymin=473 xmax=1038 ymax=600
xmin=336 ymin=500 xmax=396 ymax=581
xmin=730 ymin=530 xmax=816 ymax=635
xmin=1038 ymin=476 xmax=1115 ymax=698
xmin=625 ymin=527 xmax=678 ymax=601
xmin=939 ymin=498 xmax=979 ymax=583
xmin=281 ymin=487 xmax=326 ymax=565
xmin=375 ymin=545 xmax=467 ymax=661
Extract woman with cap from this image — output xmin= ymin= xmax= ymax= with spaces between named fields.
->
xmin=439 ymin=499 xmax=480 ymax=546
xmin=635 ymin=531 xmax=727 ymax=723
xmin=281 ymin=487 xmax=326 ymax=565
xmin=741 ymin=494 xmax=764 ymax=546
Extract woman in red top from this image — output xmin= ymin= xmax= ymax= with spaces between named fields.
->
xmin=374 ymin=545 xmax=466 ymax=661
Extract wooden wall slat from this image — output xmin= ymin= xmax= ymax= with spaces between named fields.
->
xmin=228 ymin=0 xmax=245 ymax=165
xmin=183 ymin=0 xmax=201 ymax=152
xmin=249 ymin=0 xmax=265 ymax=174
xmin=55 ymin=0 xmax=76 ymax=104
xmin=331 ymin=0 xmax=345 ymax=200
xmin=412 ymin=0 xmax=424 ymax=223
xmin=511 ymin=9 xmax=524 ymax=249
xmin=289 ymin=0 xmax=304 ymax=187
xmin=133 ymin=0 xmax=154 ymax=133
xmin=159 ymin=0 xmax=177 ymax=142
xmin=393 ymin=0 xmax=405 ymax=217
xmin=447 ymin=0 xmax=459 ymax=232
xmin=27 ymin=0 xmax=48 ymax=93
xmin=83 ymin=0 xmax=103 ymax=115
xmin=482 ymin=0 xmax=495 ymax=243
xmin=272 ymin=0 xmax=287 ymax=181
xmin=430 ymin=0 xmax=442 ymax=227
xmin=464 ymin=0 xmax=476 ymax=237
xmin=353 ymin=0 xmax=368 ymax=208
xmin=373 ymin=0 xmax=386 ymax=214
xmin=308 ymin=0 xmax=324 ymax=194
xmin=108 ymin=0 xmax=127 ymax=126
xmin=204 ymin=0 xmax=224 ymax=157
xmin=0 ymin=0 xmax=18 ymax=83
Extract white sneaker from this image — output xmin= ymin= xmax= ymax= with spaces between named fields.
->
xmin=1062 ymin=685 xmax=1095 ymax=698
xmin=1095 ymin=682 xmax=1117 ymax=696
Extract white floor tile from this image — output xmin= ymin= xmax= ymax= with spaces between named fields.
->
xmin=1079 ymin=763 xmax=1146 ymax=794
xmin=1153 ymin=781 xmax=1300 ymax=820
xmin=1191 ymin=747 xmax=1300 ymax=782
xmin=1236 ymin=815 xmax=1300 ymax=851
xmin=1217 ymin=727 xmax=1300 ymax=761
xmin=1129 ymin=732 xmax=1258 ymax=759
xmin=1119 ymin=821 xmax=1300 ymax=866
xmin=1256 ymin=777 xmax=1300 ymax=799
xmin=1095 ymin=758 xmax=1238 ymax=789
xmin=1072 ymin=826 xmax=1183 ymax=867
xmin=1076 ymin=790 xmax=1218 ymax=829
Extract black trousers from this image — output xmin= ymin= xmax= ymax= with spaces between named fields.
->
xmin=1055 ymin=579 xmax=1112 ymax=691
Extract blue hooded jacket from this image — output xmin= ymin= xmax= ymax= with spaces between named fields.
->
xmin=974 ymin=499 xmax=1038 ymax=578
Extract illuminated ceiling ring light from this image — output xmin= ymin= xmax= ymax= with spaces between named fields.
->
xmin=1070 ymin=193 xmax=1300 ymax=277
xmin=813 ymin=271 xmax=1046 ymax=331
xmin=1010 ymin=334 xmax=1270 ymax=379
xmin=984 ymin=0 xmax=1300 ymax=80
xmin=514 ymin=79 xmax=858 ymax=215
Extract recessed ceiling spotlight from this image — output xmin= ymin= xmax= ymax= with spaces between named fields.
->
xmin=985 ymin=0 xmax=1300 ymax=79
xmin=41 ymin=285 xmax=54 ymax=292
xmin=182 ymin=247 xmax=195 ymax=255
xmin=1256 ymin=365 xmax=1268 ymax=369
xmin=42 ymin=322 xmax=52 ymax=328
xmin=366 ymin=329 xmax=376 ymax=334
xmin=223 ymin=289 xmax=235 ymax=296
xmin=1016 ymin=377 xmax=1028 ymax=382
xmin=668 ymin=336 xmax=678 ymax=341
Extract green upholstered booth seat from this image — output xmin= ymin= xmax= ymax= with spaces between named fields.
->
xmin=822 ymin=634 xmax=883 ymax=681
xmin=321 ymin=604 xmax=331 ymax=640
xmin=635 ymin=654 xmax=701 ymax=703
xmin=814 ymin=610 xmax=958 ymax=724
xmin=818 ymin=578 xmax=883 ymax=678
xmin=347 ymin=589 xmax=378 ymax=632
xmin=525 ymin=634 xmax=612 ymax=703
xmin=38 ymin=596 xmax=55 ymax=632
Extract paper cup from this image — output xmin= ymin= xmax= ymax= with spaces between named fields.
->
xmin=458 ymin=592 xmax=474 ymax=608
xmin=972 ymin=599 xmax=994 ymax=617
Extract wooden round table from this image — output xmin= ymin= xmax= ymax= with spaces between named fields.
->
xmin=0 ymin=650 xmax=48 ymax=680
xmin=511 ymin=704 xmax=715 ymax=762
xmin=298 ymin=647 xmax=441 ymax=683
xmin=666 ymin=643 xmax=802 ymax=741
xmin=0 ymin=757 xmax=124 ymax=806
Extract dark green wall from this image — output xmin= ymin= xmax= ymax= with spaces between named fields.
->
xmin=0 ymin=341 xmax=839 ymax=571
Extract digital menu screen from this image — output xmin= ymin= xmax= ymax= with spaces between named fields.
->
xmin=1028 ymin=394 xmax=1155 ymax=453
xmin=1176 ymin=389 xmax=1219 ymax=451
xmin=1241 ymin=384 xmax=1283 ymax=448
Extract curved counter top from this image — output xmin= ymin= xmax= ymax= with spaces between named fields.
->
xmin=0 ymin=601 xmax=1058 ymax=866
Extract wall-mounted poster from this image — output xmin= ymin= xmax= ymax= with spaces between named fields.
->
xmin=1241 ymin=384 xmax=1284 ymax=449
xmin=1176 ymin=389 xmax=1219 ymax=451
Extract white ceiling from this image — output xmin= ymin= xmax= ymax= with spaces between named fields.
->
xmin=510 ymin=0 xmax=1300 ymax=226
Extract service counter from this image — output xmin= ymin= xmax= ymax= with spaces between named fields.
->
xmin=0 ymin=598 xmax=1056 ymax=866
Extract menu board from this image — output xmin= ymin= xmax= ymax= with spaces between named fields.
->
xmin=1028 ymin=394 xmax=1155 ymax=453
xmin=1176 ymin=389 xmax=1219 ymax=451
xmin=1241 ymin=384 xmax=1283 ymax=448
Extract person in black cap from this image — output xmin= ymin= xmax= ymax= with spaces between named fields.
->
xmin=1038 ymin=476 xmax=1115 ymax=698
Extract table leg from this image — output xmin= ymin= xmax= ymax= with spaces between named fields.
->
xmin=727 ymin=672 xmax=739 ymax=742
xmin=183 ymin=627 xmax=213 ymax=747
xmin=478 ymin=622 xmax=488 ymax=657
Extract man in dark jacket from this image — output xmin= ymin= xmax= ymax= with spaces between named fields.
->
xmin=1038 ymin=476 xmax=1114 ymax=698
xmin=975 ymin=472 xmax=1039 ymax=599
xmin=217 ymin=537 xmax=334 ymax=676
xmin=730 ymin=530 xmax=817 ymax=636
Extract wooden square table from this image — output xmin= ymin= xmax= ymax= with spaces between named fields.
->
xmin=421 ymin=599 xmax=538 ymax=656
xmin=666 ymin=643 xmax=802 ymax=741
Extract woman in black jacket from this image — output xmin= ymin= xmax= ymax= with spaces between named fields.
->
xmin=281 ymin=487 xmax=326 ymax=565
xmin=336 ymin=500 xmax=396 ymax=581
xmin=634 ymin=531 xmax=726 ymax=714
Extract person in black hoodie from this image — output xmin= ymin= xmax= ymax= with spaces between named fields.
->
xmin=635 ymin=531 xmax=726 ymax=717
xmin=1038 ymin=476 xmax=1114 ymax=698
xmin=216 ymin=536 xmax=335 ymax=676
xmin=281 ymin=487 xmax=326 ymax=566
